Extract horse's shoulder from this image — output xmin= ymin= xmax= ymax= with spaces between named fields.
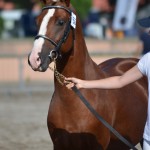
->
xmin=98 ymin=58 xmax=139 ymax=76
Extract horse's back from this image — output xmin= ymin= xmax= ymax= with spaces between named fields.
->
xmin=98 ymin=58 xmax=148 ymax=149
xmin=98 ymin=57 xmax=138 ymax=76
xmin=98 ymin=57 xmax=148 ymax=93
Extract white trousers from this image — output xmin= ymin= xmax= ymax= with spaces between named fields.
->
xmin=143 ymin=139 xmax=150 ymax=150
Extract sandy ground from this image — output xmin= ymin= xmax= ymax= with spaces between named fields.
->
xmin=0 ymin=92 xmax=53 ymax=150
xmin=0 ymin=91 xmax=142 ymax=150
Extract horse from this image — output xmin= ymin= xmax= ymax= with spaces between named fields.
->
xmin=28 ymin=0 xmax=148 ymax=149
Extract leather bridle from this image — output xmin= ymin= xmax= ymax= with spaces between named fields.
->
xmin=35 ymin=5 xmax=74 ymax=60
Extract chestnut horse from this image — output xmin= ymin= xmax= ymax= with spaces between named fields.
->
xmin=28 ymin=0 xmax=148 ymax=149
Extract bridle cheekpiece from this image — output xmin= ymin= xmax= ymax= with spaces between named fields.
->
xmin=35 ymin=5 xmax=76 ymax=60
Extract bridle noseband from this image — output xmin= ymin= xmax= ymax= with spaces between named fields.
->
xmin=35 ymin=5 xmax=75 ymax=60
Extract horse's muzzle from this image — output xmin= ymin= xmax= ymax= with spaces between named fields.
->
xmin=28 ymin=53 xmax=31 ymax=66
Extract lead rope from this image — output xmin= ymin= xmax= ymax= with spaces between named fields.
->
xmin=48 ymin=60 xmax=138 ymax=150
xmin=48 ymin=59 xmax=66 ymax=86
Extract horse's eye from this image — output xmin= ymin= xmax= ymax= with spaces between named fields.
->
xmin=57 ymin=19 xmax=65 ymax=26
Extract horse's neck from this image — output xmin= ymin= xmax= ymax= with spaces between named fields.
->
xmin=56 ymin=15 xmax=100 ymax=81
xmin=57 ymin=37 xmax=99 ymax=80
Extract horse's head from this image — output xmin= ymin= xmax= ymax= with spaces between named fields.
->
xmin=28 ymin=0 xmax=76 ymax=72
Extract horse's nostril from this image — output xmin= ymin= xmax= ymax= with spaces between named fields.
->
xmin=36 ymin=56 xmax=41 ymax=67
xmin=28 ymin=53 xmax=31 ymax=66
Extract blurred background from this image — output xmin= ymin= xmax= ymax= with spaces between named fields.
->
xmin=0 ymin=0 xmax=149 ymax=149
xmin=0 ymin=0 xmax=149 ymax=92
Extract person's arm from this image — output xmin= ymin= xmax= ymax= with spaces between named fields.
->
xmin=65 ymin=65 xmax=143 ymax=89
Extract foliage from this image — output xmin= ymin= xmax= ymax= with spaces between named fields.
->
xmin=0 ymin=17 xmax=4 ymax=35
xmin=13 ymin=0 xmax=34 ymax=9
xmin=71 ymin=0 xmax=91 ymax=19
xmin=13 ymin=0 xmax=91 ymax=19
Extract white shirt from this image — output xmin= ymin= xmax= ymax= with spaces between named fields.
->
xmin=137 ymin=52 xmax=150 ymax=141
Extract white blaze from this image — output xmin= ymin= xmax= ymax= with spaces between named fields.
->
xmin=33 ymin=9 xmax=55 ymax=53
xmin=29 ymin=9 xmax=55 ymax=69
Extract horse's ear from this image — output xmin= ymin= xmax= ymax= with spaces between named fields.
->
xmin=64 ymin=0 xmax=70 ymax=6
xmin=40 ymin=0 xmax=46 ymax=4
xmin=40 ymin=0 xmax=70 ymax=6
xmin=40 ymin=0 xmax=58 ymax=4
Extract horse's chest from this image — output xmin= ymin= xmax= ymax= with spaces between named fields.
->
xmin=48 ymin=92 xmax=108 ymax=135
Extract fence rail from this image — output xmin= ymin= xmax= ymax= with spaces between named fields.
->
xmin=0 ymin=37 xmax=142 ymax=94
xmin=0 ymin=53 xmax=54 ymax=93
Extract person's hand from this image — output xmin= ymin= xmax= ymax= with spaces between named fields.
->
xmin=65 ymin=77 xmax=84 ymax=89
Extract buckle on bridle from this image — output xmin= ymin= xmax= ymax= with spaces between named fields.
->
xmin=48 ymin=50 xmax=58 ymax=60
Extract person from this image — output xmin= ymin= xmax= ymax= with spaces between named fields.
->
xmin=3 ymin=0 xmax=15 ymax=10
xmin=83 ymin=0 xmax=114 ymax=39
xmin=65 ymin=16 xmax=150 ymax=150
xmin=139 ymin=16 xmax=150 ymax=55
xmin=0 ymin=0 xmax=5 ymax=12
xmin=21 ymin=1 xmax=41 ymax=37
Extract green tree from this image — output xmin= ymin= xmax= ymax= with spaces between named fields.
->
xmin=72 ymin=0 xmax=91 ymax=19
xmin=13 ymin=0 xmax=33 ymax=9
xmin=0 ymin=17 xmax=4 ymax=36
xmin=13 ymin=0 xmax=91 ymax=19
